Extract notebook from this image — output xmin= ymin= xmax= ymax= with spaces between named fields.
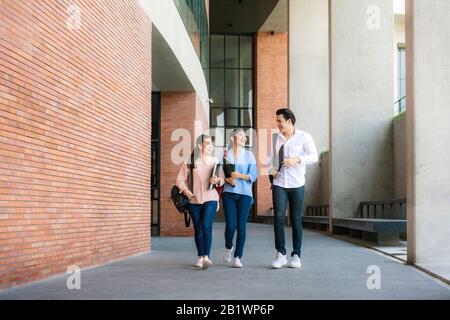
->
xmin=208 ymin=161 xmax=221 ymax=190
xmin=223 ymin=155 xmax=235 ymax=178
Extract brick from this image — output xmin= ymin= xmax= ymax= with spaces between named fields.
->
xmin=0 ymin=0 xmax=152 ymax=289
xmin=255 ymin=32 xmax=288 ymax=216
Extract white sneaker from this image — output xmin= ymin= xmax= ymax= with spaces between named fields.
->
xmin=289 ymin=255 xmax=302 ymax=268
xmin=203 ymin=257 xmax=212 ymax=268
xmin=194 ymin=257 xmax=204 ymax=269
xmin=271 ymin=252 xmax=287 ymax=269
xmin=232 ymin=257 xmax=243 ymax=268
xmin=223 ymin=247 xmax=233 ymax=263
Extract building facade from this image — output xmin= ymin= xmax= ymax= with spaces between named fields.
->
xmin=0 ymin=0 xmax=449 ymax=289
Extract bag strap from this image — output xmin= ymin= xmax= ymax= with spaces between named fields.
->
xmin=189 ymin=152 xmax=194 ymax=191
xmin=184 ymin=152 xmax=195 ymax=228
xmin=184 ymin=211 xmax=190 ymax=227
xmin=270 ymin=133 xmax=278 ymax=190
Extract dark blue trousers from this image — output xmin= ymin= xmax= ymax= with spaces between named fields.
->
xmin=188 ymin=201 xmax=218 ymax=257
xmin=222 ymin=192 xmax=253 ymax=258
xmin=272 ymin=185 xmax=305 ymax=257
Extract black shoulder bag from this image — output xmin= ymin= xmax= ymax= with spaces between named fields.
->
xmin=170 ymin=154 xmax=194 ymax=227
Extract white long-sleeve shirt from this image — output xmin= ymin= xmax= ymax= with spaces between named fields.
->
xmin=270 ymin=129 xmax=319 ymax=189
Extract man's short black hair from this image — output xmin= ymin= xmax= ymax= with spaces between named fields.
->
xmin=276 ymin=108 xmax=296 ymax=125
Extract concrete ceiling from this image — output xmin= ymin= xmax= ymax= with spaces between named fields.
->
xmin=259 ymin=0 xmax=288 ymax=33
xmin=151 ymin=26 xmax=193 ymax=91
xmin=210 ymin=0 xmax=280 ymax=34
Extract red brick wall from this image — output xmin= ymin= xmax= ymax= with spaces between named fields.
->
xmin=0 ymin=0 xmax=152 ymax=288
xmin=160 ymin=92 xmax=198 ymax=237
xmin=255 ymin=32 xmax=288 ymax=215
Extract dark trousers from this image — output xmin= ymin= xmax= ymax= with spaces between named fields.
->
xmin=272 ymin=185 xmax=305 ymax=257
xmin=188 ymin=201 xmax=218 ymax=257
xmin=222 ymin=192 xmax=254 ymax=258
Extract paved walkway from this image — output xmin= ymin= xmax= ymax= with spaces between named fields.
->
xmin=1 ymin=223 xmax=449 ymax=300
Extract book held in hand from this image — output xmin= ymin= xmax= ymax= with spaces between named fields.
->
xmin=269 ymin=144 xmax=285 ymax=186
xmin=209 ymin=161 xmax=221 ymax=190
xmin=223 ymin=155 xmax=235 ymax=178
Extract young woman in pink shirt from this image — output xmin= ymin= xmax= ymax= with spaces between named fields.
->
xmin=176 ymin=134 xmax=225 ymax=269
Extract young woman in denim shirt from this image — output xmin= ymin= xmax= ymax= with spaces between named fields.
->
xmin=222 ymin=129 xmax=258 ymax=268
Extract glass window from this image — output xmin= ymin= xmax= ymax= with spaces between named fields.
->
xmin=244 ymin=128 xmax=255 ymax=148
xmin=225 ymin=69 xmax=239 ymax=108
xmin=210 ymin=69 xmax=224 ymax=107
xmin=240 ymin=70 xmax=253 ymax=108
xmin=225 ymin=36 xmax=239 ymax=68
xmin=209 ymin=35 xmax=254 ymax=133
xmin=240 ymin=36 xmax=253 ymax=69
xmin=212 ymin=127 xmax=225 ymax=147
xmin=240 ymin=109 xmax=253 ymax=127
xmin=211 ymin=35 xmax=224 ymax=68
xmin=225 ymin=128 xmax=236 ymax=147
xmin=211 ymin=108 xmax=225 ymax=127
xmin=226 ymin=109 xmax=239 ymax=127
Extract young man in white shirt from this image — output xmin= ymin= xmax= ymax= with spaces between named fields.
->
xmin=269 ymin=108 xmax=319 ymax=269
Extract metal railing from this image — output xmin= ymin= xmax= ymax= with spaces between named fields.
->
xmin=394 ymin=96 xmax=406 ymax=114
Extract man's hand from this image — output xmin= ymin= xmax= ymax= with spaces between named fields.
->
xmin=269 ymin=168 xmax=279 ymax=177
xmin=283 ymin=157 xmax=301 ymax=168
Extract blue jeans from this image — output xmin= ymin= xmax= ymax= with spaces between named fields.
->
xmin=188 ymin=201 xmax=218 ymax=257
xmin=272 ymin=185 xmax=305 ymax=257
xmin=222 ymin=192 xmax=254 ymax=258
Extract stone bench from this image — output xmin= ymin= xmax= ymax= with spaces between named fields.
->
xmin=302 ymin=200 xmax=407 ymax=245
xmin=332 ymin=217 xmax=407 ymax=245
xmin=333 ymin=199 xmax=407 ymax=245
xmin=301 ymin=205 xmax=330 ymax=231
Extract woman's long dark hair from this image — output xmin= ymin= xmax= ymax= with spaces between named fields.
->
xmin=189 ymin=134 xmax=212 ymax=169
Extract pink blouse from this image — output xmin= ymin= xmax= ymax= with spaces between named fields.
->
xmin=176 ymin=156 xmax=225 ymax=205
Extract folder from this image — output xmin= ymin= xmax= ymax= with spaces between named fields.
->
xmin=208 ymin=161 xmax=221 ymax=190
xmin=223 ymin=155 xmax=235 ymax=178
xmin=269 ymin=144 xmax=284 ymax=186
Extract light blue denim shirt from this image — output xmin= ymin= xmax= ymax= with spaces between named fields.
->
xmin=223 ymin=148 xmax=258 ymax=198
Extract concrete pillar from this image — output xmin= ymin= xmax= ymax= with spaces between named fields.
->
xmin=289 ymin=0 xmax=330 ymax=209
xmin=330 ymin=0 xmax=394 ymax=218
xmin=406 ymin=0 xmax=450 ymax=272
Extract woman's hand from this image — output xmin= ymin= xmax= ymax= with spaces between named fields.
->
xmin=183 ymin=190 xmax=195 ymax=200
xmin=210 ymin=176 xmax=221 ymax=185
xmin=225 ymin=177 xmax=236 ymax=186
xmin=231 ymin=172 xmax=239 ymax=180
xmin=231 ymin=172 xmax=247 ymax=180
xmin=231 ymin=171 xmax=250 ymax=181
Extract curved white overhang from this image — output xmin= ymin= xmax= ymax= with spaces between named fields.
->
xmin=138 ymin=0 xmax=209 ymax=114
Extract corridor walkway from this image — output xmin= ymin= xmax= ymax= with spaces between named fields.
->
xmin=1 ymin=223 xmax=449 ymax=300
